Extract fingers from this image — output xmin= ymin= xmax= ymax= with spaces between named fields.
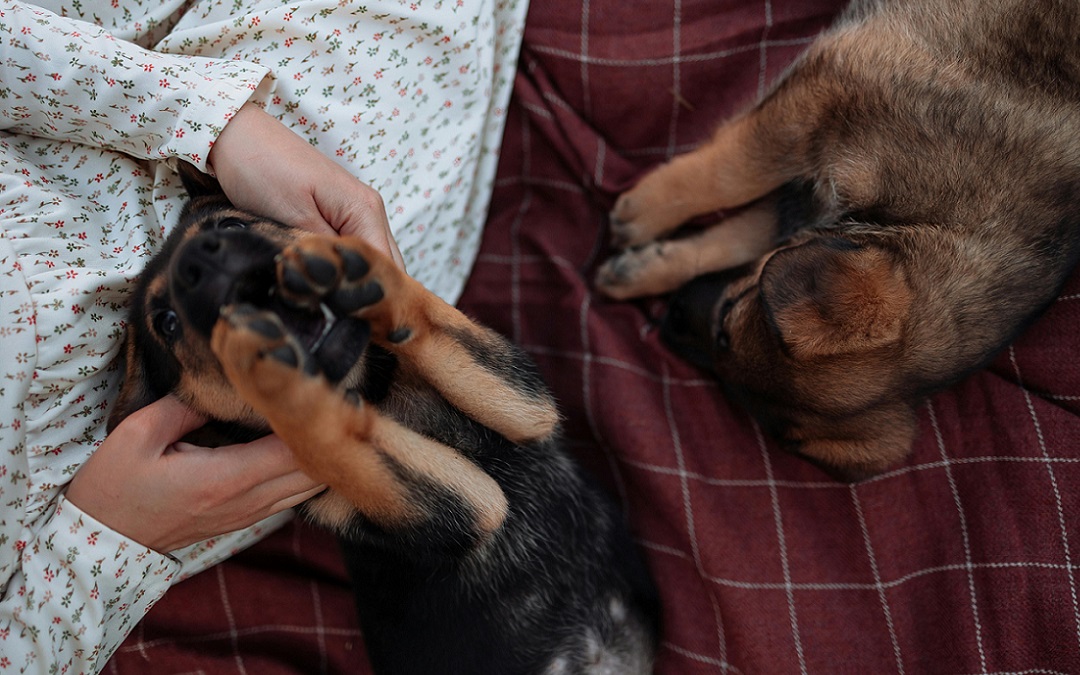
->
xmin=120 ymin=395 xmax=208 ymax=451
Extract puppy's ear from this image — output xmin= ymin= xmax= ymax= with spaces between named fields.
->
xmin=176 ymin=161 xmax=226 ymax=199
xmin=107 ymin=336 xmax=160 ymax=432
xmin=795 ymin=403 xmax=918 ymax=481
xmin=761 ymin=239 xmax=911 ymax=359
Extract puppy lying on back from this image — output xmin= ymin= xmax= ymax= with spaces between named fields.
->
xmin=596 ymin=0 xmax=1080 ymax=478
xmin=111 ymin=172 xmax=659 ymax=674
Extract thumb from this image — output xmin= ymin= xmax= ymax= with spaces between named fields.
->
xmin=122 ymin=395 xmax=208 ymax=449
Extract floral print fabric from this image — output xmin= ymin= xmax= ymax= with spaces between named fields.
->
xmin=0 ymin=0 xmax=526 ymax=671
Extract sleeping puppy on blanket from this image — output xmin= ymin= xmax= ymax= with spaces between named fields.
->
xmin=109 ymin=170 xmax=659 ymax=674
xmin=596 ymin=0 xmax=1080 ymax=479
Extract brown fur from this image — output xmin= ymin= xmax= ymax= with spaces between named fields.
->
xmin=596 ymin=0 xmax=1080 ymax=478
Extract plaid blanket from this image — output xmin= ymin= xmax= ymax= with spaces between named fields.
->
xmin=109 ymin=0 xmax=1080 ymax=672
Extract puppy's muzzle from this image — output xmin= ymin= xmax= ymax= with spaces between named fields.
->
xmin=171 ymin=229 xmax=280 ymax=337
xmin=660 ymin=272 xmax=732 ymax=372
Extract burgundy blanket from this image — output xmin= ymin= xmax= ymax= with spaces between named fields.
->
xmin=109 ymin=1 xmax=1080 ymax=672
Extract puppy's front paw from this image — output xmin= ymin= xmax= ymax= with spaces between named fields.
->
xmin=277 ymin=236 xmax=421 ymax=345
xmin=211 ymin=305 xmax=319 ymax=398
xmin=595 ymin=242 xmax=676 ymax=300
xmin=610 ymin=169 xmax=694 ymax=248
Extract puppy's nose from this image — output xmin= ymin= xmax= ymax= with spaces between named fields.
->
xmin=175 ymin=231 xmax=228 ymax=289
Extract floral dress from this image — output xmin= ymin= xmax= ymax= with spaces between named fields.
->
xmin=0 ymin=0 xmax=527 ymax=671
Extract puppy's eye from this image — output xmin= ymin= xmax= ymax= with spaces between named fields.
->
xmin=216 ymin=217 xmax=247 ymax=230
xmin=154 ymin=310 xmax=181 ymax=341
xmin=718 ymin=298 xmax=735 ymax=323
xmin=717 ymin=331 xmax=731 ymax=351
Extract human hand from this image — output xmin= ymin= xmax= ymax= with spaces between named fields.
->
xmin=207 ymin=103 xmax=405 ymax=270
xmin=66 ymin=396 xmax=326 ymax=553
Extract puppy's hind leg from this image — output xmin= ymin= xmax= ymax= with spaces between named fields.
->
xmin=276 ymin=236 xmax=561 ymax=446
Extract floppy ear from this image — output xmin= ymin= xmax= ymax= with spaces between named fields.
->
xmin=176 ymin=160 xmax=227 ymax=199
xmin=760 ymin=239 xmax=911 ymax=359
xmin=106 ymin=334 xmax=161 ymax=432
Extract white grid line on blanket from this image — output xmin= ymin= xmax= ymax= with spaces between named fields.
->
xmin=215 ymin=565 xmax=247 ymax=675
xmin=756 ymin=417 xmax=807 ymax=674
xmin=662 ymin=361 xmax=730 ymax=666
xmin=929 ymin=401 xmax=987 ymax=672
xmin=851 ymin=483 xmax=905 ymax=675
xmin=635 ymin=541 xmax=1080 ymax=592
xmin=666 ymin=0 xmax=684 ymax=161
xmin=116 ymin=625 xmax=363 ymax=653
xmin=581 ymin=292 xmax=632 ymax=513
xmin=1011 ymin=345 xmax=1080 ymax=653
xmin=579 ymin=0 xmax=592 ymax=117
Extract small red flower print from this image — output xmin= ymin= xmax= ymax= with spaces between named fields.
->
xmin=87 ymin=531 xmax=98 ymax=545
xmin=293 ymin=73 xmax=303 ymax=80
xmin=143 ymin=63 xmax=154 ymax=72
xmin=284 ymin=38 xmax=294 ymax=47
xmin=90 ymin=586 xmax=99 ymax=600
xmin=174 ymin=128 xmax=185 ymax=138
xmin=52 ymin=617 xmax=61 ymax=624
xmin=159 ymin=78 xmax=170 ymax=87
xmin=14 ymin=541 xmax=25 ymax=552
xmin=50 ymin=73 xmax=61 ymax=81
xmin=0 ymin=657 xmax=9 ymax=667
xmin=63 ymin=344 xmax=73 ymax=354
xmin=336 ymin=149 xmax=345 ymax=156
xmin=444 ymin=100 xmax=452 ymax=108
xmin=298 ymin=116 xmax=308 ymax=126
xmin=283 ymin=11 xmax=292 ymax=20
xmin=250 ymin=16 xmax=260 ymax=27
xmin=373 ymin=32 xmax=383 ymax=41
xmin=20 ymin=26 xmax=30 ymax=34
xmin=374 ymin=70 xmax=384 ymax=79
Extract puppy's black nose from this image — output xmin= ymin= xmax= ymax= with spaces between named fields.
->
xmin=175 ymin=231 xmax=230 ymax=290
xmin=660 ymin=272 xmax=734 ymax=372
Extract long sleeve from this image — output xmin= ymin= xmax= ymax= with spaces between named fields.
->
xmin=0 ymin=1 xmax=273 ymax=170
xmin=0 ymin=497 xmax=180 ymax=673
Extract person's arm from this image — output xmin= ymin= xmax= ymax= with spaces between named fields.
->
xmin=0 ymin=395 xmax=323 ymax=674
xmin=0 ymin=1 xmax=270 ymax=171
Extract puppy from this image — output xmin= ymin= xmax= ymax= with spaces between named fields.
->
xmin=110 ymin=174 xmax=659 ymax=674
xmin=595 ymin=0 xmax=1080 ymax=478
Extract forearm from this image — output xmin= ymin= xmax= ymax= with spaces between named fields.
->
xmin=0 ymin=1 xmax=271 ymax=169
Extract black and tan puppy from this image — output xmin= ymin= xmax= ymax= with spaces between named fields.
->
xmin=596 ymin=0 xmax=1080 ymax=478
xmin=110 ymin=176 xmax=659 ymax=674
